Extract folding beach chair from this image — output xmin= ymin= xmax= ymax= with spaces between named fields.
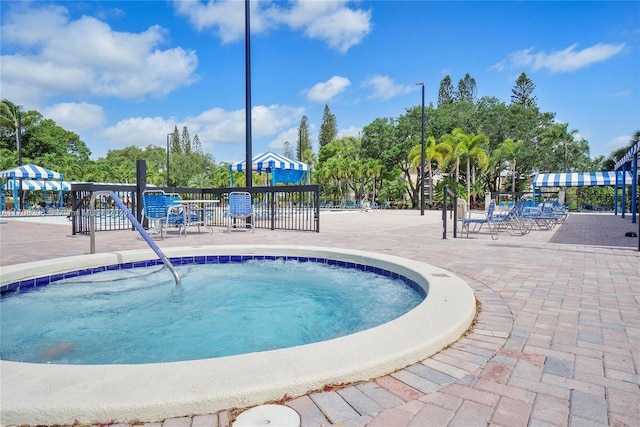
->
xmin=226 ymin=191 xmax=255 ymax=233
xmin=142 ymin=190 xmax=186 ymax=239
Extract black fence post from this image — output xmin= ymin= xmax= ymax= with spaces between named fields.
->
xmin=453 ymin=192 xmax=458 ymax=238
xmin=136 ymin=160 xmax=147 ymax=228
xmin=442 ymin=186 xmax=448 ymax=239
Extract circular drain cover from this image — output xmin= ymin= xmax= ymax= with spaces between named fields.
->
xmin=233 ymin=404 xmax=300 ymax=426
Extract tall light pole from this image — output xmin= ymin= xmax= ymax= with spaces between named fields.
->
xmin=244 ymin=0 xmax=253 ymax=188
xmin=416 ymin=82 xmax=425 ymax=215
xmin=166 ymin=133 xmax=171 ymax=187
xmin=17 ymin=112 xmax=22 ymax=166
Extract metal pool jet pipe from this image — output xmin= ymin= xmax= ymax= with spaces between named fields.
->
xmin=88 ymin=191 xmax=181 ymax=285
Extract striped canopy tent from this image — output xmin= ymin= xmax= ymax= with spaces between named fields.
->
xmin=532 ymin=171 xmax=633 ymax=188
xmin=3 ymin=179 xmax=71 ymax=191
xmin=0 ymin=164 xmax=65 ymax=211
xmin=228 ymin=151 xmax=310 ymax=187
xmin=531 ymin=171 xmax=635 ymax=211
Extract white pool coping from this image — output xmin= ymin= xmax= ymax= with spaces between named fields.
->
xmin=0 ymin=245 xmax=476 ymax=426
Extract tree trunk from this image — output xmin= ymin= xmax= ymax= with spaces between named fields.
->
xmin=466 ymin=158 xmax=471 ymax=206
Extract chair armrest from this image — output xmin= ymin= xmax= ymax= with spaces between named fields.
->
xmin=523 ymin=207 xmax=541 ymax=216
xmin=464 ymin=210 xmax=486 ymax=219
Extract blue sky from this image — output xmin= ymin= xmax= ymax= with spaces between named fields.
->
xmin=1 ymin=1 xmax=638 ymax=163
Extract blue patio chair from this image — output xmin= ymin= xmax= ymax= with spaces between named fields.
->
xmin=170 ymin=194 xmax=206 ymax=233
xmin=460 ymin=200 xmax=500 ymax=239
xmin=227 ymin=191 xmax=255 ymax=233
xmin=142 ymin=190 xmax=186 ymax=239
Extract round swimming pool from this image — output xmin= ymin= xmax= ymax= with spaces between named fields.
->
xmin=0 ymin=245 xmax=476 ymax=426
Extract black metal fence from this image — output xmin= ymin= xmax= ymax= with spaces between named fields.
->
xmin=70 ymin=183 xmax=320 ymax=235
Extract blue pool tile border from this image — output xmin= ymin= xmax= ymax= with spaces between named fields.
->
xmin=1 ymin=255 xmax=426 ymax=298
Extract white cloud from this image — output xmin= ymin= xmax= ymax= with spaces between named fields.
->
xmin=268 ymin=123 xmax=317 ymax=152
xmin=306 ymin=76 xmax=351 ymax=102
xmin=99 ymin=116 xmax=175 ymax=149
xmin=191 ymin=104 xmax=305 ymax=145
xmin=0 ymin=4 xmax=199 ymax=105
xmin=173 ymin=0 xmax=246 ymax=43
xmin=361 ymin=75 xmax=414 ymax=101
xmin=268 ymin=127 xmax=301 ymax=150
xmin=494 ymin=42 xmax=625 ymax=73
xmin=42 ymin=102 xmax=106 ymax=131
xmin=337 ymin=126 xmax=362 ymax=139
xmin=174 ymin=0 xmax=371 ymax=52
xmin=606 ymin=135 xmax=632 ymax=149
xmin=281 ymin=1 xmax=372 ymax=53
xmin=0 ymin=4 xmax=69 ymax=47
xmin=97 ymin=103 xmax=304 ymax=153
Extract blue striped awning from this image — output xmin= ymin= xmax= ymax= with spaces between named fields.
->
xmin=533 ymin=171 xmax=634 ymax=187
xmin=3 ymin=179 xmax=71 ymax=191
xmin=229 ymin=151 xmax=309 ymax=172
xmin=614 ymin=141 xmax=639 ymax=170
xmin=0 ymin=164 xmax=63 ymax=179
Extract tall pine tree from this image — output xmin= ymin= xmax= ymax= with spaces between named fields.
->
xmin=282 ymin=140 xmax=295 ymax=159
xmin=181 ymin=126 xmax=191 ymax=154
xmin=511 ymin=72 xmax=537 ymax=107
xmin=192 ymin=134 xmax=202 ymax=153
xmin=438 ymin=75 xmax=456 ymax=106
xmin=296 ymin=115 xmax=312 ymax=161
xmin=457 ymin=73 xmax=477 ymax=104
xmin=170 ymin=126 xmax=181 ymax=155
xmin=318 ymin=105 xmax=338 ymax=148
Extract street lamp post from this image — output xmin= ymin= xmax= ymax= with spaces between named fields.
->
xmin=166 ymin=133 xmax=171 ymax=187
xmin=416 ymin=82 xmax=425 ymax=215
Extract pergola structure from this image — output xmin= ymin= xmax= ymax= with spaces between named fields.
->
xmin=614 ymin=141 xmax=639 ymax=224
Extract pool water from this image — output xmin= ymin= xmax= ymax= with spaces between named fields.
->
xmin=1 ymin=259 xmax=423 ymax=364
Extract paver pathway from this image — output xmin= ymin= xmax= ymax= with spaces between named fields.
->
xmin=1 ymin=210 xmax=638 ymax=426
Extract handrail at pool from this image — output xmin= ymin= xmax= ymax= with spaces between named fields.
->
xmin=89 ymin=191 xmax=181 ymax=285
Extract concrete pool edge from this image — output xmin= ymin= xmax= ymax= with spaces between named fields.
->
xmin=0 ymin=245 xmax=476 ymax=426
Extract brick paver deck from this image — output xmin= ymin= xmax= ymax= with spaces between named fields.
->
xmin=1 ymin=210 xmax=638 ymax=426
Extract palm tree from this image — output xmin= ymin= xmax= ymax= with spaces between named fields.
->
xmin=495 ymin=138 xmax=522 ymax=199
xmin=325 ymin=156 xmax=348 ymax=203
xmin=425 ymin=136 xmax=446 ymax=207
xmin=440 ymin=130 xmax=463 ymax=183
xmin=444 ymin=128 xmax=489 ymax=205
xmin=408 ymin=135 xmax=443 ymax=208
xmin=188 ymin=172 xmax=211 ymax=188
xmin=0 ymin=99 xmax=26 ymax=165
xmin=365 ymin=159 xmax=384 ymax=204
xmin=408 ymin=144 xmax=423 ymax=203
xmin=542 ymin=123 xmax=578 ymax=172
